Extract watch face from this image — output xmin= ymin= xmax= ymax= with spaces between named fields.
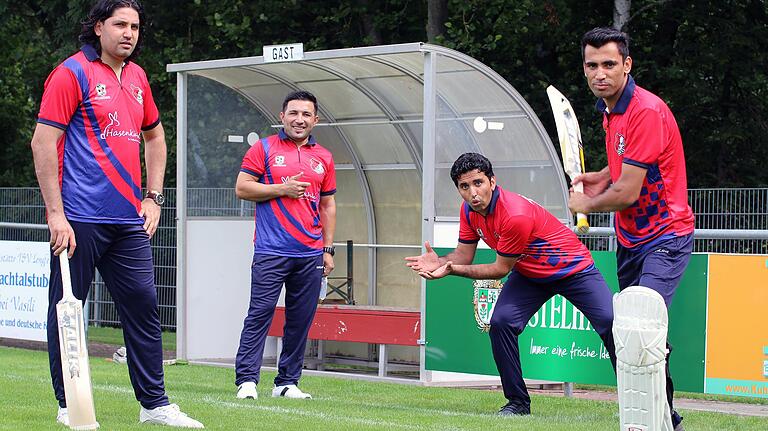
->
xmin=147 ymin=191 xmax=165 ymax=205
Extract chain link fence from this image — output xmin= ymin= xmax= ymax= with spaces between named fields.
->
xmin=0 ymin=188 xmax=177 ymax=329
xmin=1 ymin=187 xmax=766 ymax=330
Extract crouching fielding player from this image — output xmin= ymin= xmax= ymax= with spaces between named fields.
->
xmin=406 ymin=153 xmax=616 ymax=416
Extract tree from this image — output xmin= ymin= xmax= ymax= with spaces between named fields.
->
xmin=427 ymin=0 xmax=448 ymax=42
xmin=1 ymin=0 xmax=766 ymax=188
xmin=613 ymin=0 xmax=631 ymax=30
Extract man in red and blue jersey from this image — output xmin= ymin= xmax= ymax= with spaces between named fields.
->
xmin=234 ymin=91 xmax=336 ymax=401
xmin=569 ymin=27 xmax=694 ymax=431
xmin=406 ymin=153 xmax=616 ymax=416
xmin=30 ymin=0 xmax=202 ymax=428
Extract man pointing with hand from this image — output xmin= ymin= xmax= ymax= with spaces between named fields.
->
xmin=234 ymin=91 xmax=336 ymax=400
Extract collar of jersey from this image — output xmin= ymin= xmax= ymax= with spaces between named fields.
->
xmin=81 ymin=44 xmax=130 ymax=66
xmin=595 ymin=74 xmax=635 ymax=115
xmin=278 ymin=128 xmax=317 ymax=146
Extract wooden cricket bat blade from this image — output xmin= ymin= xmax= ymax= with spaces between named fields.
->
xmin=57 ymin=253 xmax=99 ymax=430
xmin=546 ymin=85 xmax=590 ymax=234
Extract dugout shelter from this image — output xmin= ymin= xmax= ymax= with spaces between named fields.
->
xmin=167 ymin=42 xmax=569 ymax=381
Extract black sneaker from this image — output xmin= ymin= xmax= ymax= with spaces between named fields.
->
xmin=672 ymin=410 xmax=684 ymax=431
xmin=497 ymin=400 xmax=531 ymax=416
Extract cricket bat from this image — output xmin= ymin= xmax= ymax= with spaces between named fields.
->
xmin=546 ymin=85 xmax=590 ymax=234
xmin=57 ymin=252 xmax=99 ymax=430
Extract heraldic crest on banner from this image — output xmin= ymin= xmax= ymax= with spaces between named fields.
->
xmin=473 ymin=279 xmax=502 ymax=332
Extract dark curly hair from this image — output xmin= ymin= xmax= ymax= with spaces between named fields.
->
xmin=78 ymin=0 xmax=146 ymax=62
xmin=450 ymin=153 xmax=495 ymax=187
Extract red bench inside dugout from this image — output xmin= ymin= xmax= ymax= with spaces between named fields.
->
xmin=268 ymin=304 xmax=421 ymax=377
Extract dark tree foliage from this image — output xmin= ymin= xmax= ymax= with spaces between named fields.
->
xmin=2 ymin=0 xmax=766 ymax=188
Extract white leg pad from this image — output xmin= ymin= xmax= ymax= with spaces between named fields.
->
xmin=613 ymin=286 xmax=674 ymax=431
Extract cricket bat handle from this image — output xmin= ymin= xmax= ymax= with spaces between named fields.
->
xmin=59 ymin=252 xmax=75 ymax=300
xmin=572 ymin=182 xmax=590 ymax=234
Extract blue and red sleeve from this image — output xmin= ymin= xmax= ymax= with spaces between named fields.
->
xmin=37 ymin=65 xmax=81 ymax=130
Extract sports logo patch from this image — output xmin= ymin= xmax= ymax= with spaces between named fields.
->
xmin=274 ymin=155 xmax=286 ymax=167
xmin=615 ymin=133 xmax=626 ymax=155
xmin=95 ymin=83 xmax=107 ymax=97
xmin=130 ymin=83 xmax=143 ymax=104
xmin=473 ymin=279 xmax=502 ymax=332
xmin=310 ymin=158 xmax=324 ymax=174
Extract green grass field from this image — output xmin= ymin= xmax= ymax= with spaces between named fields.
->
xmin=2 ymin=346 xmax=765 ymax=430
xmin=86 ymin=326 xmax=176 ymax=352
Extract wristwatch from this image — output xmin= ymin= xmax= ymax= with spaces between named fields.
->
xmin=145 ymin=190 xmax=165 ymax=206
xmin=323 ymin=246 xmax=335 ymax=256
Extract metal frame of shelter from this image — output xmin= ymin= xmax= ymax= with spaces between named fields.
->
xmin=168 ymin=42 xmax=569 ymax=378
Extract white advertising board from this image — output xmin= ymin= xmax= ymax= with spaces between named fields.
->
xmin=0 ymin=241 xmax=50 ymax=341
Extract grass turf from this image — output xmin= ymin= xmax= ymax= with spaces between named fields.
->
xmin=1 ymin=346 xmax=765 ymax=430
xmin=87 ymin=325 xmax=176 ymax=352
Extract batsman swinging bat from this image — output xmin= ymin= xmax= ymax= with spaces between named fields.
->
xmin=57 ymin=252 xmax=99 ymax=430
xmin=546 ymin=85 xmax=590 ymax=234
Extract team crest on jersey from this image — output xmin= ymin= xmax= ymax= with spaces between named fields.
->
xmin=309 ymin=158 xmax=325 ymax=174
xmin=473 ymin=279 xmax=502 ymax=332
xmin=93 ymin=83 xmax=110 ymax=100
xmin=274 ymin=155 xmax=286 ymax=167
xmin=129 ymin=84 xmax=143 ymax=104
xmin=476 ymin=228 xmax=485 ymax=239
xmin=615 ymin=133 xmax=626 ymax=155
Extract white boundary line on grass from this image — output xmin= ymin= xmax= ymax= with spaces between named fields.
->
xmin=202 ymin=396 xmax=426 ymax=430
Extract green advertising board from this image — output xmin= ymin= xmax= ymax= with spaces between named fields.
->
xmin=425 ymin=249 xmax=707 ymax=391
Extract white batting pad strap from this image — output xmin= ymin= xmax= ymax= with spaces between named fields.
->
xmin=613 ymin=286 xmax=673 ymax=431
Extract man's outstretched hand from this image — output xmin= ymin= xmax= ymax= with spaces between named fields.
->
xmin=405 ymin=241 xmax=440 ymax=273
xmin=418 ymin=261 xmax=453 ymax=280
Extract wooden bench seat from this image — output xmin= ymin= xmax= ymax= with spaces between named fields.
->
xmin=267 ymin=304 xmax=421 ymax=376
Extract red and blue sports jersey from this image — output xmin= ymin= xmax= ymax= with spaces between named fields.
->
xmin=597 ymin=76 xmax=695 ymax=248
xmin=240 ymin=130 xmax=336 ymax=257
xmin=458 ymin=186 xmax=594 ymax=281
xmin=37 ymin=45 xmax=160 ymax=224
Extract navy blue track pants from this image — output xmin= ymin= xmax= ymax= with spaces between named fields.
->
xmin=616 ymin=233 xmax=693 ymax=423
xmin=235 ymin=253 xmax=323 ymax=387
xmin=47 ymin=222 xmax=168 ymax=409
xmin=489 ymin=266 xmax=616 ymax=407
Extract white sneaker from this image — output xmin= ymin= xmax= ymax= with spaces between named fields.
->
xmin=57 ymin=407 xmax=69 ymax=426
xmin=272 ymin=384 xmax=312 ymax=399
xmin=139 ymin=404 xmax=204 ymax=428
xmin=236 ymin=382 xmax=258 ymax=399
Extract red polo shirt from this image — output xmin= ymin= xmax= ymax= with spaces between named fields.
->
xmin=37 ymin=44 xmax=160 ymax=224
xmin=459 ymin=186 xmax=594 ymax=281
xmin=598 ymin=76 xmax=694 ymax=248
xmin=240 ymin=130 xmax=336 ymax=257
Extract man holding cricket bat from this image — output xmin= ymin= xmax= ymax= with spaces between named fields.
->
xmin=30 ymin=0 xmax=202 ymax=427
xmin=568 ymin=27 xmax=694 ymax=431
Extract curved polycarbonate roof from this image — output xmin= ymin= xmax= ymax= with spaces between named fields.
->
xmin=169 ymin=42 xmax=570 ymax=306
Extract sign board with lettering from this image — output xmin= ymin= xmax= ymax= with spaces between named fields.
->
xmin=0 ymin=241 xmax=51 ymax=341
xmin=425 ymin=249 xmax=708 ymax=391
xmin=263 ymin=43 xmax=304 ymax=63
xmin=705 ymin=254 xmax=768 ymax=398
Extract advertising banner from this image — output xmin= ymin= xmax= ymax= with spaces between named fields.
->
xmin=0 ymin=241 xmax=51 ymax=342
xmin=705 ymin=254 xmax=768 ymax=398
xmin=425 ymin=249 xmax=708 ymax=392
